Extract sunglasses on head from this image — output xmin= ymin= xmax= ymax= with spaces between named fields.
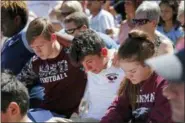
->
xmin=132 ymin=19 xmax=151 ymax=26
xmin=65 ymin=26 xmax=82 ymax=35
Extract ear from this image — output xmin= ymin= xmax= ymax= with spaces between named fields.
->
xmin=7 ymin=102 xmax=20 ymax=116
xmin=80 ymin=25 xmax=88 ymax=31
xmin=151 ymin=20 xmax=157 ymax=27
xmin=51 ymin=33 xmax=57 ymax=42
xmin=101 ymin=47 xmax=108 ymax=57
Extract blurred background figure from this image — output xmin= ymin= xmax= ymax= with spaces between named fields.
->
xmin=110 ymin=0 xmax=126 ymax=26
xmin=55 ymin=1 xmax=83 ymax=25
xmin=1 ymin=1 xmax=44 ymax=109
xmin=118 ymin=0 xmax=143 ymax=44
xmin=27 ymin=1 xmax=61 ymax=18
xmin=157 ymin=0 xmax=184 ymax=45
xmin=63 ymin=12 xmax=118 ymax=49
xmin=80 ymin=0 xmax=90 ymax=17
xmin=146 ymin=49 xmax=185 ymax=123
xmin=176 ymin=1 xmax=184 ymax=51
xmin=54 ymin=1 xmax=83 ymax=33
xmin=87 ymin=0 xmax=115 ymax=36
xmin=1 ymin=70 xmax=31 ymax=122
xmin=133 ymin=1 xmax=174 ymax=56
xmin=1 ymin=1 xmax=34 ymax=75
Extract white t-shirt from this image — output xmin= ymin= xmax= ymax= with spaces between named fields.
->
xmin=89 ymin=9 xmax=115 ymax=34
xmin=80 ymin=50 xmax=125 ymax=120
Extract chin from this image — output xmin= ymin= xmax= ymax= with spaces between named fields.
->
xmin=92 ymin=69 xmax=101 ymax=74
xmin=39 ymin=56 xmax=47 ymax=60
xmin=130 ymin=80 xmax=140 ymax=85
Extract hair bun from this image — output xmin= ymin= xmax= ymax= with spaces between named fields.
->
xmin=128 ymin=29 xmax=149 ymax=41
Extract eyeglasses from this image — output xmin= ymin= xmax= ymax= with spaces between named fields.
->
xmin=65 ymin=26 xmax=82 ymax=34
xmin=132 ymin=19 xmax=151 ymax=26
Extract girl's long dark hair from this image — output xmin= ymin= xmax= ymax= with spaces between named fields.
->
xmin=117 ymin=29 xmax=155 ymax=110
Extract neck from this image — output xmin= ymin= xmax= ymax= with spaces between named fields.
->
xmin=19 ymin=115 xmax=31 ymax=122
xmin=48 ymin=40 xmax=62 ymax=59
xmin=144 ymin=69 xmax=153 ymax=81
xmin=164 ymin=21 xmax=173 ymax=32
xmin=92 ymin=8 xmax=101 ymax=17
xmin=164 ymin=20 xmax=173 ymax=28
xmin=127 ymin=13 xmax=135 ymax=21
xmin=147 ymin=30 xmax=156 ymax=43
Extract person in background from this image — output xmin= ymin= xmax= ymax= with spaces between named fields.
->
xmin=1 ymin=1 xmax=44 ymax=108
xmin=1 ymin=70 xmax=31 ymax=122
xmin=1 ymin=1 xmax=34 ymax=74
xmin=55 ymin=1 xmax=83 ymax=26
xmin=146 ymin=49 xmax=185 ymax=122
xmin=101 ymin=30 xmax=172 ymax=123
xmin=118 ymin=0 xmax=143 ymax=45
xmin=133 ymin=1 xmax=174 ymax=56
xmin=87 ymin=0 xmax=115 ymax=36
xmin=176 ymin=1 xmax=184 ymax=50
xmin=112 ymin=0 xmax=126 ymax=21
xmin=69 ymin=29 xmax=125 ymax=121
xmin=63 ymin=12 xmax=118 ymax=49
xmin=157 ymin=0 xmax=184 ymax=45
xmin=27 ymin=1 xmax=60 ymax=18
xmin=17 ymin=17 xmax=87 ymax=118
xmin=53 ymin=1 xmax=83 ymax=34
xmin=79 ymin=0 xmax=90 ymax=17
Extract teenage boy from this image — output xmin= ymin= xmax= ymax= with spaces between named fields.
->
xmin=1 ymin=70 xmax=31 ymax=122
xmin=69 ymin=29 xmax=125 ymax=121
xmin=17 ymin=17 xmax=87 ymax=118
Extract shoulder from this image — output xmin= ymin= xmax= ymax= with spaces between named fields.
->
xmin=153 ymin=72 xmax=168 ymax=89
xmin=100 ymin=9 xmax=114 ymax=19
xmin=21 ymin=30 xmax=34 ymax=53
xmin=156 ymin=30 xmax=174 ymax=54
xmin=174 ymin=27 xmax=184 ymax=36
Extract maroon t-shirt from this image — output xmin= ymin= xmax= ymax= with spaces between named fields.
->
xmin=100 ymin=72 xmax=173 ymax=123
xmin=17 ymin=48 xmax=87 ymax=117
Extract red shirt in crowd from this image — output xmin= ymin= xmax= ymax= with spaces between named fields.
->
xmin=100 ymin=72 xmax=173 ymax=123
xmin=17 ymin=48 xmax=87 ymax=117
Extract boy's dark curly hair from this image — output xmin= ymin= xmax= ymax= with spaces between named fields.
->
xmin=69 ymin=29 xmax=106 ymax=65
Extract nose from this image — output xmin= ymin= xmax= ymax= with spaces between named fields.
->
xmin=33 ymin=47 xmax=42 ymax=54
xmin=163 ymin=84 xmax=176 ymax=100
xmin=126 ymin=73 xmax=134 ymax=80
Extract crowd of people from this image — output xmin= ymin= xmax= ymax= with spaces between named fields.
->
xmin=1 ymin=0 xmax=184 ymax=123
